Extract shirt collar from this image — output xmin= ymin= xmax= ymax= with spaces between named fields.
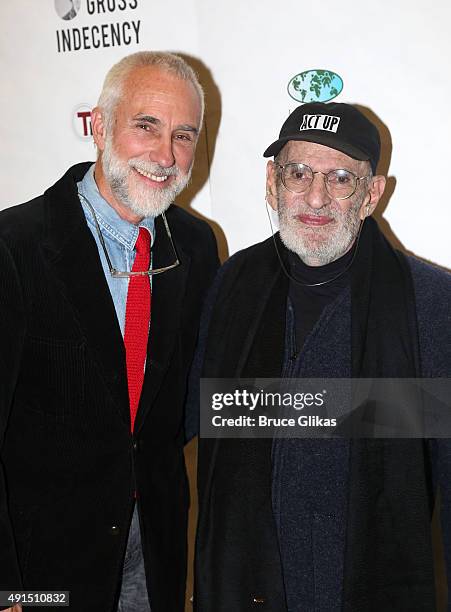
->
xmin=77 ymin=163 xmax=155 ymax=250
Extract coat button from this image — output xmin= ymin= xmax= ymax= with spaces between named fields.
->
xmin=252 ymin=595 xmax=265 ymax=604
xmin=110 ymin=525 xmax=120 ymax=536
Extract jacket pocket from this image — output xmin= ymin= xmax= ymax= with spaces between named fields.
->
xmin=17 ymin=336 xmax=86 ymax=421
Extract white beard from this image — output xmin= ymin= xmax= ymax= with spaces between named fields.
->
xmin=277 ymin=190 xmax=363 ymax=266
xmin=101 ymin=134 xmax=191 ymax=218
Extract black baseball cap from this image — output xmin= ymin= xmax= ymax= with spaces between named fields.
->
xmin=263 ymin=102 xmax=380 ymax=173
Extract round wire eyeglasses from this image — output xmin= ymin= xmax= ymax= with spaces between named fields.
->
xmin=275 ymin=162 xmax=370 ymax=200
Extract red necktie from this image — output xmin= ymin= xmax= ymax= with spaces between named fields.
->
xmin=124 ymin=227 xmax=151 ymax=432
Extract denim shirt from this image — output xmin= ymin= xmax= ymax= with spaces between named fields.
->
xmin=77 ymin=164 xmax=155 ymax=337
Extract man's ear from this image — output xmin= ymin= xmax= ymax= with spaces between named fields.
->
xmin=359 ymin=175 xmax=386 ymax=220
xmin=266 ymin=161 xmax=279 ymax=211
xmin=91 ymin=107 xmax=107 ymax=152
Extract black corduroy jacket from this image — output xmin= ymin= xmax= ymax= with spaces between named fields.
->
xmin=0 ymin=163 xmax=219 ymax=611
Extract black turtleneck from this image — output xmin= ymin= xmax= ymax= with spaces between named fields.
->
xmin=288 ymin=242 xmax=357 ymax=354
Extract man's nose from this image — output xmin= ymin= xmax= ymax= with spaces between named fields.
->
xmin=149 ymin=134 xmax=175 ymax=168
xmin=303 ymin=172 xmax=331 ymax=210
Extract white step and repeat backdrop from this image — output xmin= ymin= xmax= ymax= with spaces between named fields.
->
xmin=1 ymin=0 xmax=450 ymax=268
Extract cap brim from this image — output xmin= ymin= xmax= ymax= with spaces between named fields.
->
xmin=263 ymin=132 xmax=369 ymax=162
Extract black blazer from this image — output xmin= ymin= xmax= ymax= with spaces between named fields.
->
xmin=0 ymin=163 xmax=219 ymax=611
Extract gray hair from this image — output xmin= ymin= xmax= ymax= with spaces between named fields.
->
xmin=97 ymin=51 xmax=204 ymax=133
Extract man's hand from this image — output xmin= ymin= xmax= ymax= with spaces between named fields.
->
xmin=5 ymin=606 xmax=22 ymax=612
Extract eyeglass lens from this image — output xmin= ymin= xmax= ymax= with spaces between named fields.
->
xmin=281 ymin=164 xmax=357 ymax=199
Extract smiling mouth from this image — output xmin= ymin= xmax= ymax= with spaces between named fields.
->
xmin=134 ymin=167 xmax=170 ymax=183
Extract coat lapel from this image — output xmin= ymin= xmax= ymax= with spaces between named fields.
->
xmin=42 ymin=164 xmax=130 ymax=426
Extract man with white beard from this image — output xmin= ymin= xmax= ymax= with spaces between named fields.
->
xmin=192 ymin=103 xmax=451 ymax=611
xmin=0 ymin=52 xmax=218 ymax=612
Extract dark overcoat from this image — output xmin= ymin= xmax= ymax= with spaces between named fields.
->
xmin=0 ymin=163 xmax=218 ymax=611
xmin=194 ymin=234 xmax=451 ymax=611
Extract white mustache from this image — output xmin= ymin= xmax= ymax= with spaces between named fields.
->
xmin=292 ymin=207 xmax=337 ymax=219
xmin=128 ymin=158 xmax=179 ymax=177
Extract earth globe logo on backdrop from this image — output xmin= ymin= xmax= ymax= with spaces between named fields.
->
xmin=55 ymin=0 xmax=81 ymax=20
xmin=287 ymin=70 xmax=343 ymax=103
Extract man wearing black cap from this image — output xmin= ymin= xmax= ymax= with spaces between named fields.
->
xmin=264 ymin=102 xmax=385 ymax=269
xmin=191 ymin=102 xmax=451 ymax=611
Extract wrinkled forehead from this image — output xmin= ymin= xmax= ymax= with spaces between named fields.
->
xmin=117 ymin=66 xmax=202 ymax=122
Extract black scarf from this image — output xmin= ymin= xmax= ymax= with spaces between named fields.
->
xmin=351 ymin=217 xmax=421 ymax=377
